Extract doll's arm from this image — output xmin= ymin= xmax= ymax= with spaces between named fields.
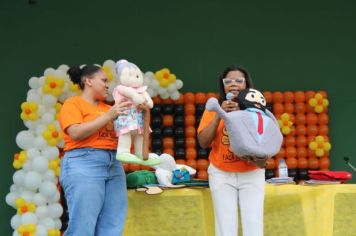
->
xmin=142 ymin=92 xmax=154 ymax=108
xmin=117 ymin=86 xmax=145 ymax=105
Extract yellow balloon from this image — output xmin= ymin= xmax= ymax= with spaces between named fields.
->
xmin=315 ymin=106 xmax=323 ymax=113
xmin=168 ymin=74 xmax=176 ymax=83
xmin=309 ymin=98 xmax=317 ymax=106
xmin=15 ymin=198 xmax=25 ymax=207
xmin=323 ymin=142 xmax=331 ymax=151
xmin=20 ymin=113 xmax=27 ymax=121
xmin=29 ymin=103 xmax=38 ymax=110
xmin=159 ymin=79 xmax=170 ymax=88
xmin=49 ymin=139 xmax=58 ymax=146
xmin=43 ymin=85 xmax=51 ymax=93
xmin=282 ymin=126 xmax=291 ymax=135
xmin=315 ymin=136 xmax=324 ymax=143
xmin=57 ymin=79 xmax=65 ymax=87
xmin=315 ymin=93 xmax=323 ymax=99
xmin=281 ymin=113 xmax=290 ymax=121
xmin=309 ymin=142 xmax=317 ymax=150
xmin=323 ymin=99 xmax=329 ymax=107
xmin=21 ymin=102 xmax=28 ymax=110
xmin=18 ymin=225 xmax=26 ymax=233
xmin=43 ymin=131 xmax=51 ymax=140
xmin=315 ymin=149 xmax=324 ymax=157
xmin=13 ymin=161 xmax=22 ymax=169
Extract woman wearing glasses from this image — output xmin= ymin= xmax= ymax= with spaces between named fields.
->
xmin=198 ymin=65 xmax=265 ymax=236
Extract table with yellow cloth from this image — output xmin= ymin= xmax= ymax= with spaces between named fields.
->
xmin=123 ymin=184 xmax=356 ymax=236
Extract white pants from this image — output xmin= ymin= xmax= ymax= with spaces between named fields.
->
xmin=208 ymin=164 xmax=265 ymax=236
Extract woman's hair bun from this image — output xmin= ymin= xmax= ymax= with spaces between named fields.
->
xmin=67 ymin=66 xmax=82 ymax=84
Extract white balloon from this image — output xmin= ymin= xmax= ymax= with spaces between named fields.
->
xmin=21 ymin=212 xmax=38 ymax=225
xmin=38 ymin=104 xmax=46 ymax=116
xmin=10 ymin=214 xmax=21 ymax=230
xmin=54 ymin=70 xmax=66 ymax=78
xmin=54 ymin=121 xmax=61 ymax=130
xmin=27 ymin=148 xmax=41 ymax=160
xmin=33 ymin=193 xmax=47 ymax=206
xmin=10 ymin=184 xmax=24 ymax=194
xmin=54 ymin=219 xmax=62 ymax=229
xmin=24 ymin=120 xmax=40 ymax=130
xmin=170 ymin=91 xmax=181 ymax=100
xmin=143 ymin=77 xmax=150 ymax=86
xmin=28 ymin=77 xmax=40 ymax=89
xmin=42 ymin=170 xmax=56 ymax=182
xmin=158 ymin=87 xmax=166 ymax=95
xmin=41 ymin=147 xmax=59 ymax=160
xmin=57 ymin=64 xmax=69 ymax=72
xmin=36 ymin=225 xmax=48 ymax=236
xmin=48 ymin=190 xmax=60 ymax=203
xmin=104 ymin=59 xmax=115 ymax=67
xmin=32 ymin=156 xmax=49 ymax=173
xmin=175 ymin=79 xmax=183 ymax=89
xmin=147 ymin=88 xmax=157 ymax=97
xmin=38 ymin=76 xmax=45 ymax=87
xmin=27 ymin=91 xmax=42 ymax=103
xmin=13 ymin=170 xmax=26 ymax=186
xmin=5 ymin=192 xmax=18 ymax=208
xmin=47 ymin=108 xmax=56 ymax=115
xmin=42 ymin=94 xmax=57 ymax=108
xmin=48 ymin=203 xmax=63 ymax=218
xmin=10 ymin=184 xmax=19 ymax=193
xmin=44 ymin=68 xmax=55 ymax=76
xmin=22 ymin=159 xmax=33 ymax=170
xmin=34 ymin=136 xmax=48 ymax=150
xmin=24 ymin=171 xmax=42 ymax=190
xmin=39 ymin=217 xmax=55 ymax=229
xmin=150 ymin=79 xmax=159 ymax=89
xmin=39 ymin=181 xmax=57 ymax=198
xmin=145 ymin=71 xmax=155 ymax=78
xmin=36 ymin=205 xmax=49 ymax=219
xmin=35 ymin=124 xmax=47 ymax=136
xmin=167 ymin=84 xmax=177 ymax=92
xmin=16 ymin=131 xmax=35 ymax=150
xmin=160 ymin=92 xmax=170 ymax=99
xmin=12 ymin=231 xmax=19 ymax=236
xmin=21 ymin=191 xmax=35 ymax=202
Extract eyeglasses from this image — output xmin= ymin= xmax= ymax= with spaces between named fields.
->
xmin=222 ymin=77 xmax=245 ymax=86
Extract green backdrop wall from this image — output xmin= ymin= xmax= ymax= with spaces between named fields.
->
xmin=1 ymin=0 xmax=356 ymax=234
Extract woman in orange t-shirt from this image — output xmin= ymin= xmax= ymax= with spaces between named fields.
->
xmin=197 ymin=65 xmax=265 ymax=236
xmin=59 ymin=65 xmax=130 ymax=236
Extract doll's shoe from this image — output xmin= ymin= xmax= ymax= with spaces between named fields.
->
xmin=141 ymin=157 xmax=161 ymax=167
xmin=116 ymin=153 xmax=143 ymax=164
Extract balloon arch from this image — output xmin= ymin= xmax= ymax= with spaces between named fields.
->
xmin=5 ymin=60 xmax=184 ymax=236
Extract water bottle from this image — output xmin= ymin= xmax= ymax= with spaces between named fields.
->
xmin=278 ymin=159 xmax=288 ymax=178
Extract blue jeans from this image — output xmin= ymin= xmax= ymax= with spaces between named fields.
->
xmin=60 ymin=148 xmax=127 ymax=236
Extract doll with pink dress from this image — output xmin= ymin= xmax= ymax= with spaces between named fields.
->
xmin=113 ymin=59 xmax=159 ymax=166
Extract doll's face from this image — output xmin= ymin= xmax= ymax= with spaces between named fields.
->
xmin=120 ymin=67 xmax=144 ymax=87
xmin=238 ymin=88 xmax=266 ymax=111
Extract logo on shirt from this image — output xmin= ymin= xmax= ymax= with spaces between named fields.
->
xmin=97 ymin=110 xmax=116 ymax=140
xmin=221 ymin=127 xmax=241 ymax=163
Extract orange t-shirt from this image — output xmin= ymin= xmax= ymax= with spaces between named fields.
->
xmin=197 ymin=110 xmax=258 ymax=172
xmin=59 ymin=96 xmax=117 ymax=151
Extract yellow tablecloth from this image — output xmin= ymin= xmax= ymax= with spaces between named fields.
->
xmin=123 ymin=184 xmax=356 ymax=236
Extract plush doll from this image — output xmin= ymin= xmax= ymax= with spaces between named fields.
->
xmin=206 ymin=88 xmax=283 ymax=167
xmin=113 ymin=59 xmax=159 ymax=166
xmin=149 ymin=153 xmax=196 ymax=186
